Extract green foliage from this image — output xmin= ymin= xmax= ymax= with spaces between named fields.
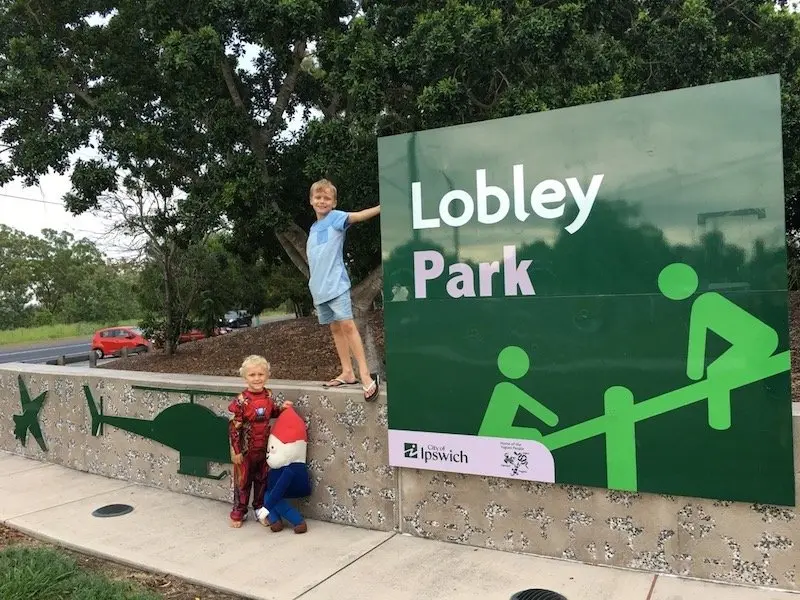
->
xmin=0 ymin=0 xmax=354 ymax=241
xmin=0 ymin=225 xmax=36 ymax=328
xmin=313 ymin=0 xmax=800 ymax=230
xmin=135 ymin=232 xmax=271 ymax=344
xmin=0 ymin=225 xmax=138 ymax=330
xmin=3 ymin=0 xmax=800 ymax=309
xmin=0 ymin=546 xmax=159 ymax=600
xmin=27 ymin=229 xmax=138 ymax=324
xmin=263 ymin=261 xmax=313 ymax=316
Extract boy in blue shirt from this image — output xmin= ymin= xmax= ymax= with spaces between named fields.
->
xmin=306 ymin=178 xmax=381 ymax=401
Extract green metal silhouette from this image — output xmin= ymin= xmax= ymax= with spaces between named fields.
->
xmin=479 ymin=262 xmax=790 ymax=492
xmin=84 ymin=385 xmax=235 ymax=480
xmin=13 ymin=375 xmax=48 ymax=452
xmin=479 ymin=346 xmax=558 ymax=440
xmin=659 ymin=262 xmax=779 ymax=430
xmin=603 ymin=386 xmax=637 ymax=491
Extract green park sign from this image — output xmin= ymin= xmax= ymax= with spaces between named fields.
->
xmin=378 ymin=75 xmax=796 ymax=506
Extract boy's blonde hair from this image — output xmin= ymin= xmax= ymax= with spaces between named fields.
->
xmin=239 ymin=354 xmax=270 ymax=377
xmin=310 ymin=178 xmax=337 ymax=201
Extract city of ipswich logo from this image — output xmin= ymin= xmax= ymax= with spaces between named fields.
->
xmin=404 ymin=442 xmax=419 ymax=458
xmin=403 ymin=441 xmax=468 ymax=464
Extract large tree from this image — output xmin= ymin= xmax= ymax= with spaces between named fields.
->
xmin=0 ymin=224 xmax=138 ymax=329
xmin=4 ymin=0 xmax=800 ymax=337
xmin=27 ymin=229 xmax=105 ymax=315
xmin=0 ymin=224 xmax=37 ymax=328
xmin=309 ymin=0 xmax=800 ymax=231
xmin=0 ymin=0 xmax=370 ymax=303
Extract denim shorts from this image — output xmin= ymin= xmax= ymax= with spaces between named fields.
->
xmin=316 ymin=290 xmax=353 ymax=325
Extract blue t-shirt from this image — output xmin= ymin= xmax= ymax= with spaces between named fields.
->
xmin=307 ymin=210 xmax=351 ymax=305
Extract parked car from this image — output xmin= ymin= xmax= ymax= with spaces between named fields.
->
xmin=220 ymin=310 xmax=253 ymax=328
xmin=91 ymin=326 xmax=151 ymax=359
xmin=177 ymin=327 xmax=230 ymax=344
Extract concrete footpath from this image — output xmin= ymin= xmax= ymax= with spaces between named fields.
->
xmin=0 ymin=451 xmax=797 ymax=600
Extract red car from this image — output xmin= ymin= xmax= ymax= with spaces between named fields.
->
xmin=91 ymin=326 xmax=151 ymax=359
xmin=178 ymin=327 xmax=230 ymax=344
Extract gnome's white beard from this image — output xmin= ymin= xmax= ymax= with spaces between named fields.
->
xmin=266 ymin=437 xmax=308 ymax=469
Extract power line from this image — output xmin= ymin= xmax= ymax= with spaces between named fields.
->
xmin=0 ymin=192 xmax=114 ymax=238
xmin=0 ymin=192 xmax=62 ymax=206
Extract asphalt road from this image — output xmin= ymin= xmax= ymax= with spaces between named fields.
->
xmin=0 ymin=338 xmax=93 ymax=365
xmin=0 ymin=315 xmax=296 ymax=366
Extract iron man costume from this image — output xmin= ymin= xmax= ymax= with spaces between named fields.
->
xmin=228 ymin=389 xmax=279 ymax=522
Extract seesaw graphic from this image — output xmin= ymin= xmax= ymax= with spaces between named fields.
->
xmin=83 ymin=384 xmax=236 ymax=480
xmin=479 ymin=262 xmax=791 ymax=492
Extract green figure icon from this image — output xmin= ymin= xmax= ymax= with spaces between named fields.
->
xmin=13 ymin=374 xmax=48 ymax=452
xmin=479 ymin=346 xmax=559 ymax=441
xmin=658 ymin=263 xmax=779 ymax=430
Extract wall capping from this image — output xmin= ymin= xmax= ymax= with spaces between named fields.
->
xmin=0 ymin=362 xmax=386 ymax=401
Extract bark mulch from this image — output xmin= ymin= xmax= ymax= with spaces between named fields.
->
xmin=104 ymin=300 xmax=799 ymax=401
xmin=101 ymin=311 xmax=385 ymax=383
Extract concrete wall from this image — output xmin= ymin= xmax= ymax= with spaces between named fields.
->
xmin=1 ymin=363 xmax=798 ymax=591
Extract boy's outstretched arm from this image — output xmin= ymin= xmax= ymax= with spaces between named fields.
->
xmin=348 ymin=205 xmax=380 ymax=224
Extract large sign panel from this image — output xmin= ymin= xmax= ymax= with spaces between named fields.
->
xmin=379 ymin=75 xmax=795 ymax=506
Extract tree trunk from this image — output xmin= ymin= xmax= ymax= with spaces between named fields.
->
xmin=273 ymin=221 xmax=310 ymax=277
xmin=163 ymin=253 xmax=176 ymax=356
xmin=351 ymin=265 xmax=385 ymax=380
xmin=354 ymin=312 xmax=383 ymax=380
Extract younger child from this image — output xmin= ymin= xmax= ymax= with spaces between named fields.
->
xmin=306 ymin=178 xmax=381 ymax=401
xmin=228 ymin=354 xmax=292 ymax=527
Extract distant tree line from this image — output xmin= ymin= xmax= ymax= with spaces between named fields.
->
xmin=0 ymin=225 xmax=138 ymax=329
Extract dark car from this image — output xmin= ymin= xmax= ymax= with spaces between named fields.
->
xmin=220 ymin=310 xmax=253 ymax=328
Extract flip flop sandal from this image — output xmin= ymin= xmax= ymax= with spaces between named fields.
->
xmin=323 ymin=377 xmax=358 ymax=388
xmin=363 ymin=373 xmax=380 ymax=402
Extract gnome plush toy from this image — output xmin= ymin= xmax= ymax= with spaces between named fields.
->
xmin=255 ymin=406 xmax=312 ymax=533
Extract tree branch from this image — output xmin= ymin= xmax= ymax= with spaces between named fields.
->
xmin=275 ymin=222 xmax=310 ymax=278
xmin=25 ymin=2 xmax=98 ymax=109
xmin=220 ymin=56 xmax=246 ymax=111
xmin=351 ymin=264 xmax=383 ymax=314
xmin=218 ymin=44 xmax=316 ymax=277
xmin=323 ymin=92 xmax=342 ymax=119
xmin=265 ymin=40 xmax=308 ymax=139
xmin=71 ymin=85 xmax=96 ymax=107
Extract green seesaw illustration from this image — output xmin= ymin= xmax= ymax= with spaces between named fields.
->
xmin=479 ymin=262 xmax=790 ymax=492
xmin=83 ymin=384 xmax=236 ymax=480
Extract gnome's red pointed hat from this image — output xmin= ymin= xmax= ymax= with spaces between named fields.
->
xmin=272 ymin=406 xmax=307 ymax=443
xmin=267 ymin=406 xmax=308 ymax=468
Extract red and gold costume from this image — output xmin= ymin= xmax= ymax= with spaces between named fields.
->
xmin=228 ymin=388 xmax=280 ymax=522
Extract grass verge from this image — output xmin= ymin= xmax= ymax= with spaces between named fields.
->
xmin=0 ymin=309 xmax=288 ymax=347
xmin=0 ymin=321 xmax=139 ymax=347
xmin=0 ymin=545 xmax=159 ymax=600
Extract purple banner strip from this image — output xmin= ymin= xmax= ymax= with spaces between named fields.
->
xmin=388 ymin=429 xmax=555 ymax=482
